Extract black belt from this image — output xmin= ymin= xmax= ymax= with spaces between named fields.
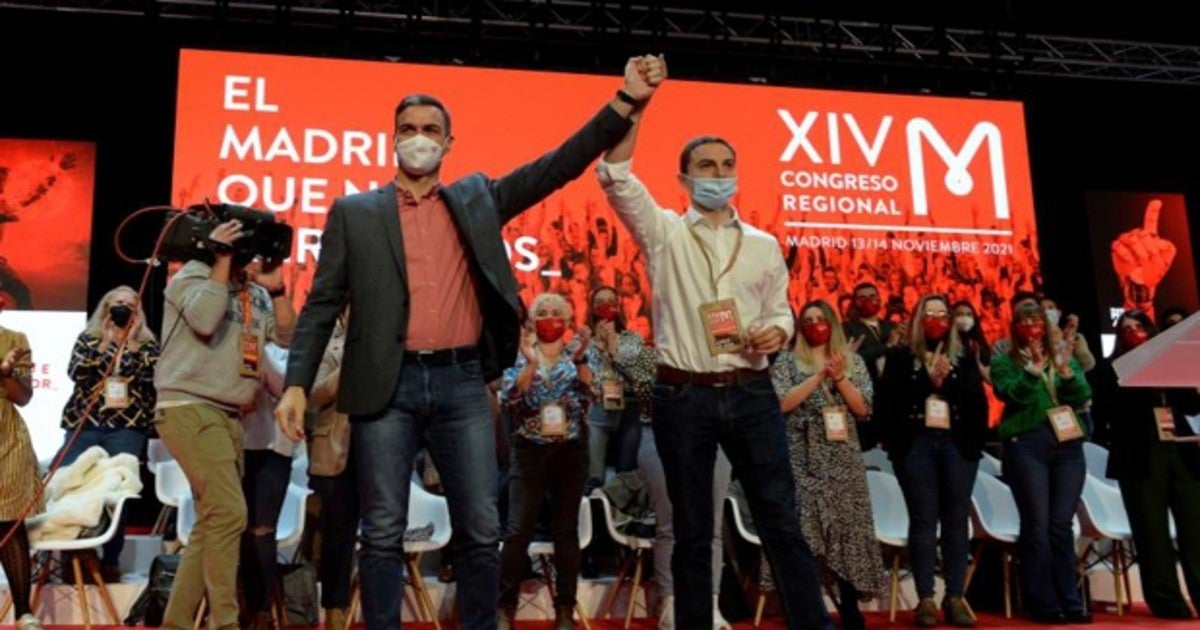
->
xmin=402 ymin=345 xmax=479 ymax=366
xmin=656 ymin=364 xmax=768 ymax=387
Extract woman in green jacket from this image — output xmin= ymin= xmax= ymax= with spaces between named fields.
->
xmin=990 ymin=303 xmax=1093 ymax=624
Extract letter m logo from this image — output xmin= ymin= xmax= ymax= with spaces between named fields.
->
xmin=905 ymin=119 xmax=1009 ymax=220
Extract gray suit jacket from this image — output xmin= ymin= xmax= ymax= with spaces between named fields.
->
xmin=285 ymin=104 xmax=632 ymax=416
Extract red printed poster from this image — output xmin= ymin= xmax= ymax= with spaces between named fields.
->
xmin=0 ymin=138 xmax=94 ymax=458
xmin=172 ymin=50 xmax=1039 ymax=426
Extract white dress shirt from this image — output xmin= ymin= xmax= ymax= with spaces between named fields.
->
xmin=597 ymin=159 xmax=794 ymax=373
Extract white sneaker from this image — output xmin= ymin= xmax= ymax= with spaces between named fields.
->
xmin=16 ymin=614 xmax=43 ymax=630
xmin=713 ymin=594 xmax=732 ymax=630
xmin=658 ymin=595 xmax=675 ymax=630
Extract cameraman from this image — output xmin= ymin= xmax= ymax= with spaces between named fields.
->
xmin=153 ymin=218 xmax=295 ymax=630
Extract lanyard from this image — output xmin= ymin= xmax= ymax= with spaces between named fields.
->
xmin=240 ymin=288 xmax=254 ymax=334
xmin=687 ymin=221 xmax=744 ymax=299
xmin=1040 ymin=366 xmax=1059 ymax=406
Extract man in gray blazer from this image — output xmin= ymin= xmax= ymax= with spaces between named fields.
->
xmin=276 ymin=57 xmax=664 ymax=630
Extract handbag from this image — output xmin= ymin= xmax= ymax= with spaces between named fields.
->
xmin=308 ymin=406 xmax=351 ymax=477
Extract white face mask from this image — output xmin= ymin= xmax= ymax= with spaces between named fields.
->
xmin=395 ymin=134 xmax=445 ymax=176
xmin=955 ymin=315 xmax=975 ymax=332
xmin=1045 ymin=308 xmax=1061 ymax=327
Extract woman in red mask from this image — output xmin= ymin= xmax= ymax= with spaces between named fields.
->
xmin=989 ymin=303 xmax=1093 ymax=624
xmin=496 ymin=292 xmax=594 ymax=629
xmin=763 ymin=299 xmax=882 ymax=629
xmin=1091 ymin=309 xmax=1200 ymax=619
xmin=582 ymin=286 xmax=651 ymax=492
xmin=876 ymin=295 xmax=988 ymax=627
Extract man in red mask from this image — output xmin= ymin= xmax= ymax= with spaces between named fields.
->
xmin=842 ymin=282 xmax=903 ymax=450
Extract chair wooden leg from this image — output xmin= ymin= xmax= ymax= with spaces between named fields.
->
xmin=1119 ymin=542 xmax=1133 ymax=610
xmin=603 ymin=551 xmax=636 ymax=618
xmin=83 ymin=552 xmax=121 ymax=624
xmin=30 ymin=552 xmax=53 ymax=611
xmin=193 ymin=597 xmax=207 ymax=630
xmin=623 ymin=552 xmax=645 ymax=629
xmin=753 ymin=593 xmax=766 ymax=627
xmin=0 ymin=594 xmax=12 ymax=623
xmin=575 ymin=601 xmax=592 ymax=630
xmin=70 ymin=553 xmax=93 ymax=630
xmin=1113 ymin=542 xmax=1126 ymax=616
xmin=1002 ymin=551 xmax=1013 ymax=619
xmin=888 ymin=554 xmax=901 ymax=623
xmin=346 ymin=574 xmax=360 ymax=628
xmin=963 ymin=542 xmax=982 ymax=591
xmin=407 ymin=555 xmax=442 ymax=630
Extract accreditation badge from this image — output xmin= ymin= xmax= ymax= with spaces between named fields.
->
xmin=240 ymin=331 xmax=262 ymax=378
xmin=925 ymin=396 xmax=950 ymax=430
xmin=540 ymin=403 xmax=566 ymax=438
xmin=1047 ymin=405 xmax=1083 ymax=442
xmin=103 ymin=377 xmax=131 ymax=410
xmin=823 ymin=406 xmax=849 ymax=442
xmin=699 ymin=298 xmax=745 ymax=356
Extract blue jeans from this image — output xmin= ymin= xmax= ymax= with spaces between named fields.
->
xmin=586 ymin=402 xmax=641 ymax=482
xmin=352 ymin=360 xmax=499 ymax=630
xmin=57 ymin=427 xmax=148 ymax=567
xmin=1002 ymin=425 xmax=1086 ymax=615
xmin=651 ymin=375 xmax=832 ymax=630
xmin=894 ymin=431 xmax=979 ymax=598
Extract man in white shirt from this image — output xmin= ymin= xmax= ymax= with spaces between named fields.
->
xmin=595 ymin=56 xmax=832 ymax=630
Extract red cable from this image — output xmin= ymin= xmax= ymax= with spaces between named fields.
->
xmin=0 ymin=205 xmax=198 ymax=550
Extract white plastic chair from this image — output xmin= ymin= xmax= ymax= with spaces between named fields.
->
xmin=347 ymin=482 xmax=452 ymax=629
xmin=25 ymin=495 xmax=137 ymax=629
xmin=1077 ymin=473 xmax=1134 ymax=614
xmin=521 ymin=497 xmax=594 ymax=629
xmin=866 ymin=469 xmax=910 ymax=622
xmin=978 ymin=451 xmax=1003 ymax=478
xmin=965 ymin=471 xmax=1020 ymax=617
xmin=146 ymin=438 xmax=174 ymax=475
xmin=725 ymin=495 xmax=773 ymax=627
xmin=1082 ymin=442 xmax=1116 ymax=486
xmin=862 ymin=447 xmax=894 ymax=474
xmin=152 ymin=458 xmax=191 ymax=536
xmin=593 ymin=491 xmax=653 ymax=628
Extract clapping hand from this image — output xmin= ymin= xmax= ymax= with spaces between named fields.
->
xmin=825 ymin=351 xmax=847 ymax=383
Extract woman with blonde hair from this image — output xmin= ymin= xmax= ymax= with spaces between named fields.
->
xmin=990 ymin=302 xmax=1092 ymax=624
xmin=56 ymin=285 xmax=159 ymax=581
xmin=766 ymin=299 xmax=882 ymax=629
xmin=877 ymin=294 xmax=988 ymax=627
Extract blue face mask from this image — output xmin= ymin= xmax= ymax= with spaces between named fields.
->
xmin=687 ymin=176 xmax=737 ymax=211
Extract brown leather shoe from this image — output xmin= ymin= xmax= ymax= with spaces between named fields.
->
xmin=942 ymin=596 xmax=976 ymax=627
xmin=915 ymin=597 xmax=939 ymax=627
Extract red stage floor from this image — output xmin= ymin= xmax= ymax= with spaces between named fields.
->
xmin=34 ymin=606 xmax=1198 ymax=629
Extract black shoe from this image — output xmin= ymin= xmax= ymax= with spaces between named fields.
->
xmin=1062 ymin=609 xmax=1093 ymax=624
xmin=1152 ymin=608 xmax=1194 ymax=620
xmin=1029 ymin=610 xmax=1065 ymax=624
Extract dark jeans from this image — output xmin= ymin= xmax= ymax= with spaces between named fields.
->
xmin=651 ymin=375 xmax=832 ymax=630
xmin=309 ymin=463 xmax=360 ymax=609
xmin=586 ymin=402 xmax=641 ymax=482
xmin=1002 ymin=425 xmax=1086 ymax=615
xmin=57 ymin=426 xmax=148 ymax=567
xmin=894 ymin=431 xmax=979 ymax=598
xmin=498 ymin=439 xmax=589 ymax=607
xmin=240 ymin=449 xmax=291 ymax=613
xmin=1119 ymin=445 xmax=1200 ymax=617
xmin=353 ymin=359 xmax=499 ymax=630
